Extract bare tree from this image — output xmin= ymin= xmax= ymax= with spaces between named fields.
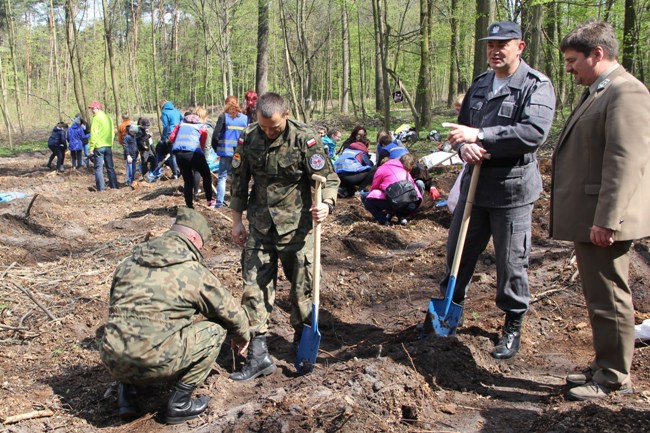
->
xmin=101 ymin=0 xmax=122 ymax=120
xmin=0 ymin=55 xmax=14 ymax=148
xmin=473 ymin=0 xmax=494 ymax=80
xmin=48 ymin=0 xmax=62 ymax=120
xmin=415 ymin=0 xmax=433 ymax=130
xmin=256 ymin=0 xmax=270 ymax=96
xmin=4 ymin=0 xmax=25 ymax=133
xmin=341 ymin=0 xmax=350 ymax=113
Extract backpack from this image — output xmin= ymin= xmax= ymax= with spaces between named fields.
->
xmin=385 ymin=179 xmax=419 ymax=211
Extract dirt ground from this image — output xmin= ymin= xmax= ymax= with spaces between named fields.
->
xmin=0 ymin=147 xmax=649 ymax=433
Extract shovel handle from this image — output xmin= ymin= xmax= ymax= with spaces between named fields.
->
xmin=311 ymin=174 xmax=325 ymax=308
xmin=449 ymin=163 xmax=481 ymax=278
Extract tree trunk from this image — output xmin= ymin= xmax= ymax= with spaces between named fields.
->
xmin=371 ymin=0 xmax=384 ymax=113
xmin=64 ymin=0 xmax=87 ymax=119
xmin=415 ymin=0 xmax=432 ymax=130
xmin=101 ymin=0 xmax=122 ymax=121
xmin=473 ymin=0 xmax=494 ymax=80
xmin=447 ymin=0 xmax=460 ymax=107
xmin=341 ymin=0 xmax=350 ymax=113
xmin=152 ymin=0 xmax=162 ymax=134
xmin=49 ymin=0 xmax=62 ymax=121
xmin=279 ymin=1 xmax=301 ymax=121
xmin=5 ymin=0 xmax=25 ymax=134
xmin=0 ymin=55 xmax=14 ymax=148
xmin=622 ymin=0 xmax=637 ymax=74
xmin=256 ymin=0 xmax=269 ymax=96
xmin=522 ymin=3 xmax=543 ymax=71
xmin=355 ymin=1 xmax=366 ymax=120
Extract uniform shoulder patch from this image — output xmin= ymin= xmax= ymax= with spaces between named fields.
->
xmin=307 ymin=138 xmax=317 ymax=148
xmin=309 ymin=153 xmax=326 ymax=170
xmin=232 ymin=152 xmax=241 ymax=168
xmin=238 ymin=137 xmax=244 ymax=145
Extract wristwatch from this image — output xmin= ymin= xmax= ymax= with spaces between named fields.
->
xmin=477 ymin=129 xmax=485 ymax=143
xmin=324 ymin=200 xmax=335 ymax=215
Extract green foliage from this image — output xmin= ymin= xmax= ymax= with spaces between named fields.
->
xmin=0 ymin=141 xmax=46 ymax=156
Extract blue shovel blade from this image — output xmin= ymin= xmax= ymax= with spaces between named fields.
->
xmin=295 ymin=324 xmax=321 ymax=374
xmin=295 ymin=304 xmax=321 ymax=375
xmin=427 ymin=298 xmax=463 ymax=336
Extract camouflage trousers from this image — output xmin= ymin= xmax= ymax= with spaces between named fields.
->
xmin=100 ymin=320 xmax=227 ymax=387
xmin=242 ymin=226 xmax=315 ymax=335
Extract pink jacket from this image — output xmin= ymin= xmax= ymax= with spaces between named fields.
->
xmin=366 ymin=158 xmax=423 ymax=201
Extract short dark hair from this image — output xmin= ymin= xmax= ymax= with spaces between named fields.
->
xmin=560 ymin=20 xmax=618 ymax=60
xmin=257 ymin=93 xmax=289 ymax=118
xmin=328 ymin=128 xmax=340 ymax=138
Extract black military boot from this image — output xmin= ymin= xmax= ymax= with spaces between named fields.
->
xmin=492 ymin=312 xmax=523 ymax=360
xmin=164 ymin=382 xmax=209 ymax=425
xmin=230 ymin=334 xmax=277 ymax=382
xmin=117 ymin=382 xmax=138 ymax=420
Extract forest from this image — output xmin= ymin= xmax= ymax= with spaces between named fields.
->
xmin=0 ymin=0 xmax=648 ymax=146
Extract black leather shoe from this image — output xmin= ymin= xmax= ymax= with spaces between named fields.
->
xmin=230 ymin=334 xmax=277 ymax=382
xmin=117 ymin=383 xmax=138 ymax=420
xmin=492 ymin=313 xmax=523 ymax=360
xmin=164 ymin=382 xmax=209 ymax=425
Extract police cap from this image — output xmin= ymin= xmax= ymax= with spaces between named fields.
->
xmin=480 ymin=21 xmax=522 ymax=41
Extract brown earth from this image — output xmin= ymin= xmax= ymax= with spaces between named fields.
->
xmin=0 ymin=148 xmax=649 ymax=433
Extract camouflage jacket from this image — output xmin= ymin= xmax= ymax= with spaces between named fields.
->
xmin=230 ymin=118 xmax=340 ymax=236
xmin=101 ymin=231 xmax=250 ymax=365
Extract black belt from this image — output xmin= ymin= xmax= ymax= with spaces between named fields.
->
xmin=482 ymin=155 xmax=533 ymax=168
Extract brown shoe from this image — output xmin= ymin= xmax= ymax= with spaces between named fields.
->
xmin=566 ymin=367 xmax=593 ymax=386
xmin=567 ymin=381 xmax=633 ymax=401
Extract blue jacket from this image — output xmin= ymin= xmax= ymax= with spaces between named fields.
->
xmin=48 ymin=127 xmax=67 ymax=149
xmin=67 ymin=123 xmax=89 ymax=151
xmin=334 ymin=143 xmax=373 ymax=174
xmin=322 ymin=136 xmax=336 ymax=159
xmin=160 ymin=102 xmax=183 ymax=141
xmin=216 ymin=113 xmax=248 ymax=157
xmin=123 ymin=134 xmax=139 ymax=160
xmin=378 ymin=140 xmax=409 ymax=161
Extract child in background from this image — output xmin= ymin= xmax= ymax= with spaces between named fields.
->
xmin=123 ymin=124 xmax=139 ymax=186
xmin=47 ymin=121 xmax=68 ymax=172
xmin=67 ymin=116 xmax=90 ymax=169
xmin=79 ymin=117 xmax=91 ymax=168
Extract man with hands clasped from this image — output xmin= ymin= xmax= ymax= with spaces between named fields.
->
xmin=440 ymin=21 xmax=556 ymax=359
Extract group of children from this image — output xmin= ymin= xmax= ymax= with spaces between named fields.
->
xmin=46 ymin=115 xmax=91 ymax=172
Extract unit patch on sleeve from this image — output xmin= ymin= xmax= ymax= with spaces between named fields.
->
xmin=238 ymin=138 xmax=244 ymax=145
xmin=307 ymin=138 xmax=317 ymax=148
xmin=232 ymin=152 xmax=242 ymax=168
xmin=309 ymin=153 xmax=326 ymax=170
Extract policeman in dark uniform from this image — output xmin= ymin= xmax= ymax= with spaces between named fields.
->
xmin=438 ymin=21 xmax=556 ymax=359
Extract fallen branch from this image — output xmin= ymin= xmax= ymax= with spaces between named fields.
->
xmin=530 ymin=287 xmax=567 ymax=304
xmin=3 ymin=409 xmax=54 ymax=424
xmin=0 ymin=261 xmax=17 ymax=280
xmin=25 ymin=193 xmax=39 ymax=218
xmin=0 ymin=323 xmax=28 ymax=332
xmin=11 ymin=283 xmax=57 ymax=321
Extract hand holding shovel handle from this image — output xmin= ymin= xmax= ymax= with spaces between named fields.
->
xmin=295 ymin=174 xmax=326 ymax=374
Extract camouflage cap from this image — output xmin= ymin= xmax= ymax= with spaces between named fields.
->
xmin=174 ymin=207 xmax=211 ymax=244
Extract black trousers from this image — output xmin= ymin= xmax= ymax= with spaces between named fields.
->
xmin=47 ymin=145 xmax=65 ymax=170
xmin=173 ymin=150 xmax=213 ymax=208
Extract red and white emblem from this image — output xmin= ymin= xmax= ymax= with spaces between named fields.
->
xmin=309 ymin=153 xmax=326 ymax=170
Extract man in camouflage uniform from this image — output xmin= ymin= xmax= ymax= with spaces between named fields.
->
xmin=229 ymin=92 xmax=339 ymax=382
xmin=100 ymin=208 xmax=250 ymax=424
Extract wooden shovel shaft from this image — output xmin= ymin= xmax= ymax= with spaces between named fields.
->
xmin=311 ymin=174 xmax=326 ymax=308
xmin=449 ymin=164 xmax=481 ymax=278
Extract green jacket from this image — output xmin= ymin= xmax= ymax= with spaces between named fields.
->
xmin=100 ymin=231 xmax=250 ymax=369
xmin=230 ymin=118 xmax=339 ymax=236
xmin=88 ymin=110 xmax=115 ymax=152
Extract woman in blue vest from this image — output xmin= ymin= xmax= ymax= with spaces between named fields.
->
xmin=170 ymin=107 xmax=214 ymax=209
xmin=334 ymin=141 xmax=375 ymax=198
xmin=211 ymin=96 xmax=248 ymax=208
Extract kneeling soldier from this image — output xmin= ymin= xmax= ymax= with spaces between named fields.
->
xmin=100 ymin=208 xmax=250 ymax=424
